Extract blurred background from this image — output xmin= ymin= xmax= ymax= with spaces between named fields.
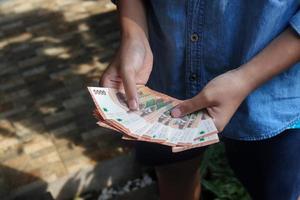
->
xmin=0 ymin=0 xmax=250 ymax=199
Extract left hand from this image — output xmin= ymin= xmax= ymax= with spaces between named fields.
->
xmin=171 ymin=69 xmax=251 ymax=132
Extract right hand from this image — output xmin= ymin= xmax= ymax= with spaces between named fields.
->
xmin=99 ymin=36 xmax=153 ymax=110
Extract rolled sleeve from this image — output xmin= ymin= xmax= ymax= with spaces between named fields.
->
xmin=289 ymin=10 xmax=300 ymax=35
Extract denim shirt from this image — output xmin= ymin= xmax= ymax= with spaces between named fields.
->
xmin=143 ymin=0 xmax=300 ymax=140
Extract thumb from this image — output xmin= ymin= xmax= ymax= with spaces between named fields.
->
xmin=121 ymin=67 xmax=138 ymax=110
xmin=171 ymin=95 xmax=207 ymax=118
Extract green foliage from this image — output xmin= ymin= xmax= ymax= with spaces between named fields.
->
xmin=200 ymin=144 xmax=251 ymax=200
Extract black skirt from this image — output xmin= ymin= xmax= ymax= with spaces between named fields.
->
xmin=134 ymin=141 xmax=206 ymax=166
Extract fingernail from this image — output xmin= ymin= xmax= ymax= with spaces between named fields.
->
xmin=171 ymin=107 xmax=182 ymax=118
xmin=128 ymin=99 xmax=138 ymax=110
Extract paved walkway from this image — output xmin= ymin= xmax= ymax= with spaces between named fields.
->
xmin=0 ymin=0 xmax=131 ymax=197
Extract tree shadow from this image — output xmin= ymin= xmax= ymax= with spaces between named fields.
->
xmin=0 ymin=165 xmax=49 ymax=200
xmin=0 ymin=6 xmax=140 ymax=200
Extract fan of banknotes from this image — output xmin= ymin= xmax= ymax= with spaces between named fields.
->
xmin=88 ymin=85 xmax=219 ymax=152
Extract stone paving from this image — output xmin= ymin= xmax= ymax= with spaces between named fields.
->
xmin=0 ymin=0 xmax=131 ymax=197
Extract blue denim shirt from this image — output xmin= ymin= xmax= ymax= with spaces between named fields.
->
xmin=142 ymin=0 xmax=300 ymax=140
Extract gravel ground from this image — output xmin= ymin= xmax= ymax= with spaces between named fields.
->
xmin=98 ymin=174 xmax=155 ymax=200
xmin=73 ymin=173 xmax=157 ymax=200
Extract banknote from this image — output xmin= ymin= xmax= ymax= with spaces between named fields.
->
xmin=88 ymin=86 xmax=219 ymax=152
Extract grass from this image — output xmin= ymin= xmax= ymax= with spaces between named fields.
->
xmin=200 ymin=143 xmax=251 ymax=200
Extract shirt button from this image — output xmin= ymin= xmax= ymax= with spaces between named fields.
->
xmin=189 ymin=73 xmax=197 ymax=81
xmin=190 ymin=33 xmax=199 ymax=42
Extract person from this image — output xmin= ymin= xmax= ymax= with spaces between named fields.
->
xmin=99 ymin=1 xmax=300 ymax=200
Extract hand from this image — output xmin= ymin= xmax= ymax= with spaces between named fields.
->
xmin=171 ymin=69 xmax=251 ymax=132
xmin=99 ymin=36 xmax=153 ymax=110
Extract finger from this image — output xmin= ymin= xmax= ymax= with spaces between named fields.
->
xmin=99 ymin=74 xmax=108 ymax=87
xmin=100 ymin=74 xmax=122 ymax=88
xmin=206 ymin=107 xmax=228 ymax=132
xmin=213 ymin=117 xmax=225 ymax=132
xmin=99 ymin=51 xmax=121 ymax=87
xmin=99 ymin=64 xmax=122 ymax=87
xmin=120 ymin=67 xmax=138 ymax=110
xmin=171 ymin=94 xmax=207 ymax=118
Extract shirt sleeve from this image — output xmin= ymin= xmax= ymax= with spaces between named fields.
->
xmin=289 ymin=10 xmax=300 ymax=35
